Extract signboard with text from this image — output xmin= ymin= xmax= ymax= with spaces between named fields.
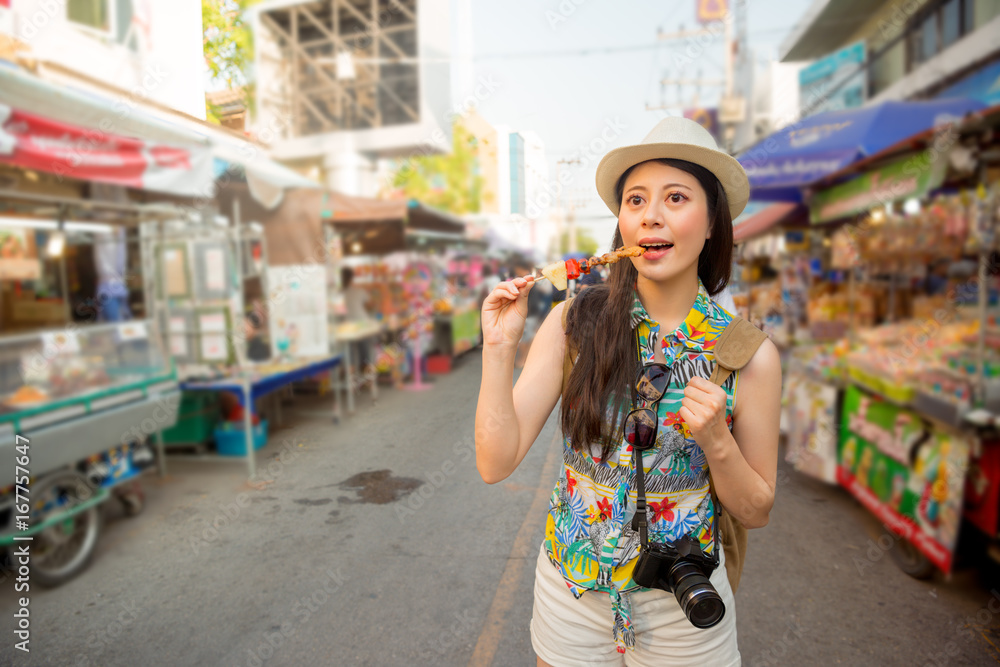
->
xmin=800 ymin=42 xmax=866 ymax=116
xmin=809 ymin=149 xmax=947 ymax=224
xmin=696 ymin=0 xmax=728 ymax=23
xmin=838 ymin=385 xmax=971 ymax=574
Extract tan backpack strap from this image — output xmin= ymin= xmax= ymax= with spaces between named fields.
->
xmin=709 ymin=316 xmax=768 ymax=386
xmin=706 ymin=316 xmax=763 ymax=594
xmin=709 ymin=366 xmax=735 ymax=386
xmin=560 ymin=298 xmax=576 ymax=396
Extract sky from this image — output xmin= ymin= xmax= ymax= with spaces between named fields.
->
xmin=466 ymin=0 xmax=815 ymax=240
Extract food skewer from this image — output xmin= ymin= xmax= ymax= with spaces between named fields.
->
xmin=531 ymin=246 xmax=646 ymax=290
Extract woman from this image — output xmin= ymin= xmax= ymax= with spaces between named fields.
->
xmin=475 ymin=117 xmax=781 ymax=666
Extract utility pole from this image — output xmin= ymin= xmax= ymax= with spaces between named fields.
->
xmin=652 ymin=23 xmax=721 ymax=115
xmin=650 ymin=2 xmax=748 ymax=153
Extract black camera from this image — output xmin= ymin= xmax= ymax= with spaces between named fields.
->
xmin=632 ymin=534 xmax=725 ymax=629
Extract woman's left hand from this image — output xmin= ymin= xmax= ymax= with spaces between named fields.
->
xmin=679 ymin=377 xmax=731 ymax=450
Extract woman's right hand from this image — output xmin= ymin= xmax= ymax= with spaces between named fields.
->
xmin=481 ymin=276 xmax=534 ymax=349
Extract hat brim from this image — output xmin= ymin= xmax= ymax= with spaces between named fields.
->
xmin=595 ymin=143 xmax=749 ymax=221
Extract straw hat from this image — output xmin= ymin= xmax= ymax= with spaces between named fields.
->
xmin=595 ymin=116 xmax=749 ymax=220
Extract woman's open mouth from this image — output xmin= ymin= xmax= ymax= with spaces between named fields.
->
xmin=639 ymin=241 xmax=673 ymax=260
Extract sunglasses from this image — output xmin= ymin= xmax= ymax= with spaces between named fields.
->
xmin=624 ymin=363 xmax=672 ymax=452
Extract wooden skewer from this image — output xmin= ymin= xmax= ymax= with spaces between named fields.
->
xmin=530 ymin=246 xmax=645 ymax=282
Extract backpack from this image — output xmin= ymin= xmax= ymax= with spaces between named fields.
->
xmin=560 ymin=297 xmax=767 ymax=594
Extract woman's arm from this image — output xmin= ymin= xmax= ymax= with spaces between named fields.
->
xmin=475 ymin=282 xmax=566 ymax=484
xmin=679 ymin=338 xmax=782 ymax=528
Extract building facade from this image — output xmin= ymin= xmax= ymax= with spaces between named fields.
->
xmin=780 ymin=0 xmax=1000 ymax=112
xmin=249 ymin=0 xmax=456 ymax=197
xmin=0 ymin=0 xmax=205 ymax=119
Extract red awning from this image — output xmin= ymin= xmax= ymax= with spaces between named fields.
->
xmin=0 ymin=103 xmax=213 ymax=197
xmin=733 ymin=203 xmax=802 ymax=242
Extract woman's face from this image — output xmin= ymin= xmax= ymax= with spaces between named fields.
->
xmin=617 ymin=161 xmax=710 ymax=285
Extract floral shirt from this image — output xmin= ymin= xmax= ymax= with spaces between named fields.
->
xmin=543 ymin=281 xmax=739 ymax=652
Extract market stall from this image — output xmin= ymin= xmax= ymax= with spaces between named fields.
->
xmin=147 ymin=187 xmax=342 ymax=474
xmin=0 ymin=185 xmax=184 ymax=585
xmin=433 ymin=253 xmax=487 ymax=360
xmin=324 ymin=192 xmax=478 ymax=395
xmin=750 ymin=102 xmax=1000 ymax=578
xmin=0 ymin=58 xmax=328 ymax=585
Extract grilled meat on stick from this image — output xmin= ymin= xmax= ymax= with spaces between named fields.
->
xmin=534 ymin=246 xmax=645 ymax=290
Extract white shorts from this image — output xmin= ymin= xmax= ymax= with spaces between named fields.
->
xmin=530 ymin=545 xmax=741 ymax=667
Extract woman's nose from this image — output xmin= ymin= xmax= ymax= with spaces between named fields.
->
xmin=641 ymin=202 xmax=665 ymax=227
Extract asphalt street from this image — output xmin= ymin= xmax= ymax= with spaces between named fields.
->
xmin=1 ymin=350 xmax=999 ymax=666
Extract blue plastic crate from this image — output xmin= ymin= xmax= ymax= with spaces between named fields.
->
xmin=214 ymin=420 xmax=268 ymax=456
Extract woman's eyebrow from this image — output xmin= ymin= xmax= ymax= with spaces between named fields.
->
xmin=626 ymin=182 xmax=693 ymax=193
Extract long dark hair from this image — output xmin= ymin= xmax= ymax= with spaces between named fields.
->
xmin=560 ymin=158 xmax=733 ymax=461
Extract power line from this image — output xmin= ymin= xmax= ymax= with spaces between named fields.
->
xmin=474 ymin=42 xmax=662 ymax=61
xmin=473 ymin=26 xmax=797 ymax=62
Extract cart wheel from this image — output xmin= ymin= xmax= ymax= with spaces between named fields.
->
xmin=30 ymin=470 xmax=102 ymax=588
xmin=890 ymin=536 xmax=935 ymax=579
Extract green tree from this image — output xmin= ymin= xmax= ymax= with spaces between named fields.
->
xmin=559 ymin=228 xmax=599 ymax=257
xmin=202 ymin=0 xmax=261 ymax=123
xmin=389 ymin=121 xmax=484 ymax=215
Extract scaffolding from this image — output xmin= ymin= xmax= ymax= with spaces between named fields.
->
xmin=257 ymin=0 xmax=421 ymax=137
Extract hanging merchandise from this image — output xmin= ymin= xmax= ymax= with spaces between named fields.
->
xmin=967 ymin=183 xmax=999 ymax=252
xmin=402 ymin=261 xmax=434 ymax=390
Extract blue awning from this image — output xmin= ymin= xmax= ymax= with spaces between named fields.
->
xmin=737 ymin=98 xmax=986 ymax=202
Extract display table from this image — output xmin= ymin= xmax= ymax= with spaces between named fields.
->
xmin=176 ymin=354 xmax=342 ymax=477
xmin=332 ymin=322 xmax=383 ymax=414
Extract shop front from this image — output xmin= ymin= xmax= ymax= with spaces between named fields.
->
xmin=744 ymin=101 xmax=1000 ymax=578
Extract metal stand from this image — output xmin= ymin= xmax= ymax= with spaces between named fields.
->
xmin=142 ymin=206 xmax=278 ymax=477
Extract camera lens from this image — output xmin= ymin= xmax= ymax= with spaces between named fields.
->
xmin=668 ymin=561 xmax=725 ymax=628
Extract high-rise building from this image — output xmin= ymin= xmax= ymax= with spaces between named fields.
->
xmin=520 ymin=130 xmax=549 ymax=219
xmin=508 ymin=132 xmax=526 ymax=216
xmin=464 ymin=118 xmax=549 ymax=256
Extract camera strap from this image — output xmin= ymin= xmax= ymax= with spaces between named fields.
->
xmin=632 ymin=449 xmax=721 ymax=566
xmin=631 ymin=446 xmax=649 ymax=547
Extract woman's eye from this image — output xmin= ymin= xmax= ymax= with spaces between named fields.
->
xmin=628 ymin=195 xmax=643 ymax=206
xmin=668 ymin=193 xmax=687 ymax=203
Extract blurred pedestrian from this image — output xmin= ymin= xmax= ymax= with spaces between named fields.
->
xmin=244 ymin=310 xmax=271 ymax=362
xmin=476 ymin=117 xmax=781 ymax=665
xmin=577 ymin=263 xmax=606 ymax=290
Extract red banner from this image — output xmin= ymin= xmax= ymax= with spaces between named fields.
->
xmin=0 ymin=103 xmax=212 ymax=197
xmin=838 ymin=466 xmax=953 ymax=573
